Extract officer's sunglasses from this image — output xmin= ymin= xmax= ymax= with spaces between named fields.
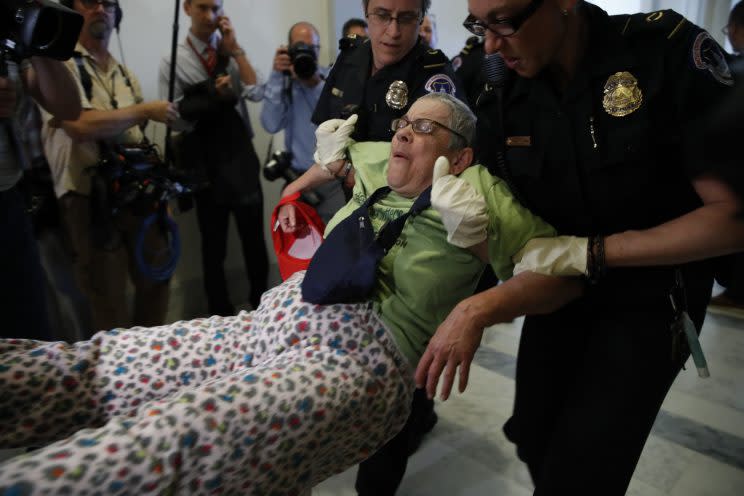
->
xmin=391 ymin=116 xmax=467 ymax=144
xmin=79 ymin=0 xmax=118 ymax=12
xmin=463 ymin=0 xmax=545 ymax=38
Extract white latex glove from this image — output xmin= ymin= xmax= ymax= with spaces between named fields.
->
xmin=431 ymin=156 xmax=489 ymax=248
xmin=313 ymin=114 xmax=358 ymax=167
xmin=512 ymin=236 xmax=588 ymax=276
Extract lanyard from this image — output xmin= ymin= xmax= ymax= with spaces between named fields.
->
xmin=187 ymin=37 xmax=216 ymax=76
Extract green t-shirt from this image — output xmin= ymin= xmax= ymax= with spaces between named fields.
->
xmin=324 ymin=142 xmax=556 ymax=365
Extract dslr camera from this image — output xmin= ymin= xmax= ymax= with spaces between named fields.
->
xmin=287 ymin=41 xmax=318 ymax=80
xmin=0 ymin=0 xmax=83 ymax=62
xmin=263 ymin=150 xmax=321 ymax=206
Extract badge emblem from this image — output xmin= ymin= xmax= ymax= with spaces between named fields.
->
xmin=602 ymin=71 xmax=643 ymax=117
xmin=424 ymin=74 xmax=456 ymax=95
xmin=385 ymin=80 xmax=409 ymax=110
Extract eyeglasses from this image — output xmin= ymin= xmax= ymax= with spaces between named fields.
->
xmin=367 ymin=10 xmax=422 ymax=28
xmin=463 ymin=0 xmax=544 ymax=38
xmin=80 ymin=0 xmax=118 ymax=12
xmin=391 ymin=116 xmax=467 ymax=144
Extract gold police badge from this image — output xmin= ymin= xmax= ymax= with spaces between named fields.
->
xmin=602 ymin=71 xmax=643 ymax=117
xmin=385 ymin=80 xmax=409 ymax=110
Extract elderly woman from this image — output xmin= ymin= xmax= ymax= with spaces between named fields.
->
xmin=0 ymin=93 xmax=579 ymax=495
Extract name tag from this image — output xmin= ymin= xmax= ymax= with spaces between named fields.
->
xmin=506 ymin=136 xmax=532 ymax=147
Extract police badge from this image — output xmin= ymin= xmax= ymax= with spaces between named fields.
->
xmin=603 ymin=71 xmax=643 ymax=117
xmin=385 ymin=80 xmax=408 ymax=110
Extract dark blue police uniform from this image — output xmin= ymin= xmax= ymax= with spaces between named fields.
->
xmin=313 ymin=36 xmax=464 ymax=140
xmin=475 ymin=4 xmax=734 ymax=494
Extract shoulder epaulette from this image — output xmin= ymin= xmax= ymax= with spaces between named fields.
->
xmin=420 ymin=47 xmax=449 ymax=70
xmin=459 ymin=35 xmax=484 ymax=56
xmin=613 ymin=9 xmax=689 ymax=41
xmin=338 ymin=34 xmax=364 ymax=52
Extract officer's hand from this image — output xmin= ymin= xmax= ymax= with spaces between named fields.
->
xmin=431 ymin=156 xmax=489 ymax=248
xmin=0 ymin=77 xmax=17 ymax=119
xmin=214 ymin=75 xmax=234 ymax=97
xmin=277 ymin=203 xmax=300 ymax=233
xmin=217 ymin=16 xmax=240 ymax=55
xmin=273 ymin=45 xmax=292 ymax=73
xmin=415 ymin=296 xmax=486 ymax=401
xmin=313 ymin=114 xmax=358 ymax=167
xmin=143 ymin=101 xmax=179 ymax=125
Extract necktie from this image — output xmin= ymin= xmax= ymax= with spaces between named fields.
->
xmin=205 ymin=45 xmax=217 ymax=75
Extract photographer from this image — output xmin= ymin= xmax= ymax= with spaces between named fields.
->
xmin=260 ymin=22 xmax=345 ymax=222
xmin=42 ymin=0 xmax=177 ymax=334
xmin=159 ymin=0 xmax=268 ymax=316
xmin=1 ymin=50 xmax=82 ymax=340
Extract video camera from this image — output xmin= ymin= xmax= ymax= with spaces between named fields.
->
xmin=263 ymin=150 xmax=321 ymax=206
xmin=92 ymin=143 xmax=199 ymax=218
xmin=287 ymin=41 xmax=318 ymax=80
xmin=0 ymin=0 xmax=83 ymax=62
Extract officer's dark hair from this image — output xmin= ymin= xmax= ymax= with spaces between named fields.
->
xmin=342 ymin=18 xmax=368 ymax=37
xmin=287 ymin=21 xmax=320 ymax=47
xmin=362 ymin=0 xmax=431 ymax=18
xmin=417 ymin=93 xmax=476 ymax=150
xmin=60 ymin=0 xmax=123 ymax=30
xmin=731 ymin=1 xmax=744 ymax=27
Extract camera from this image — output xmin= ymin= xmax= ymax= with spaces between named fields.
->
xmin=0 ymin=0 xmax=83 ymax=62
xmin=288 ymin=41 xmax=318 ymax=80
xmin=263 ymin=150 xmax=321 ymax=206
xmin=93 ymin=144 xmax=198 ymax=217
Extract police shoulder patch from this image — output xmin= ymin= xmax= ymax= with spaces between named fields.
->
xmin=691 ymin=31 xmax=734 ymax=86
xmin=425 ymin=74 xmax=456 ymax=95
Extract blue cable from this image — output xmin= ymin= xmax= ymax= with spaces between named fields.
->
xmin=135 ymin=209 xmax=180 ymax=282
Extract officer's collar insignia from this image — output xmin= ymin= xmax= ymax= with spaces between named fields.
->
xmin=386 ymin=80 xmax=409 ymax=110
xmin=331 ymin=87 xmax=344 ymax=98
xmin=691 ymin=32 xmax=734 ymax=87
xmin=424 ymin=74 xmax=456 ymax=95
xmin=603 ymin=71 xmax=643 ymax=117
xmin=645 ymin=11 xmax=664 ymax=22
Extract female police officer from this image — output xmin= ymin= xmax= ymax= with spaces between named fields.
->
xmin=415 ymin=0 xmax=744 ymax=494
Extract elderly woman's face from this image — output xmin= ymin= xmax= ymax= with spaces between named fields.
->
xmin=388 ymin=99 xmax=454 ymax=197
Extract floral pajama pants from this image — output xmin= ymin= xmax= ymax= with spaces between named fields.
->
xmin=0 ymin=272 xmax=414 ymax=495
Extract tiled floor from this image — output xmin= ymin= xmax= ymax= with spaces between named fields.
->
xmin=315 ymin=308 xmax=744 ymax=495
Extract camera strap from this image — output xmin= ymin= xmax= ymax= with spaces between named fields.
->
xmin=72 ymin=52 xmax=137 ymax=109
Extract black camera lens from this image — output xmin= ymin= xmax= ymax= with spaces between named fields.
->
xmin=288 ymin=41 xmax=318 ymax=80
xmin=263 ymin=151 xmax=293 ymax=182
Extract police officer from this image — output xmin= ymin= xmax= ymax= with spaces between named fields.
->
xmin=313 ymin=0 xmax=463 ymax=142
xmin=416 ymin=1 xmax=744 ymax=494
xmin=289 ymin=1 xmax=464 ymax=494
